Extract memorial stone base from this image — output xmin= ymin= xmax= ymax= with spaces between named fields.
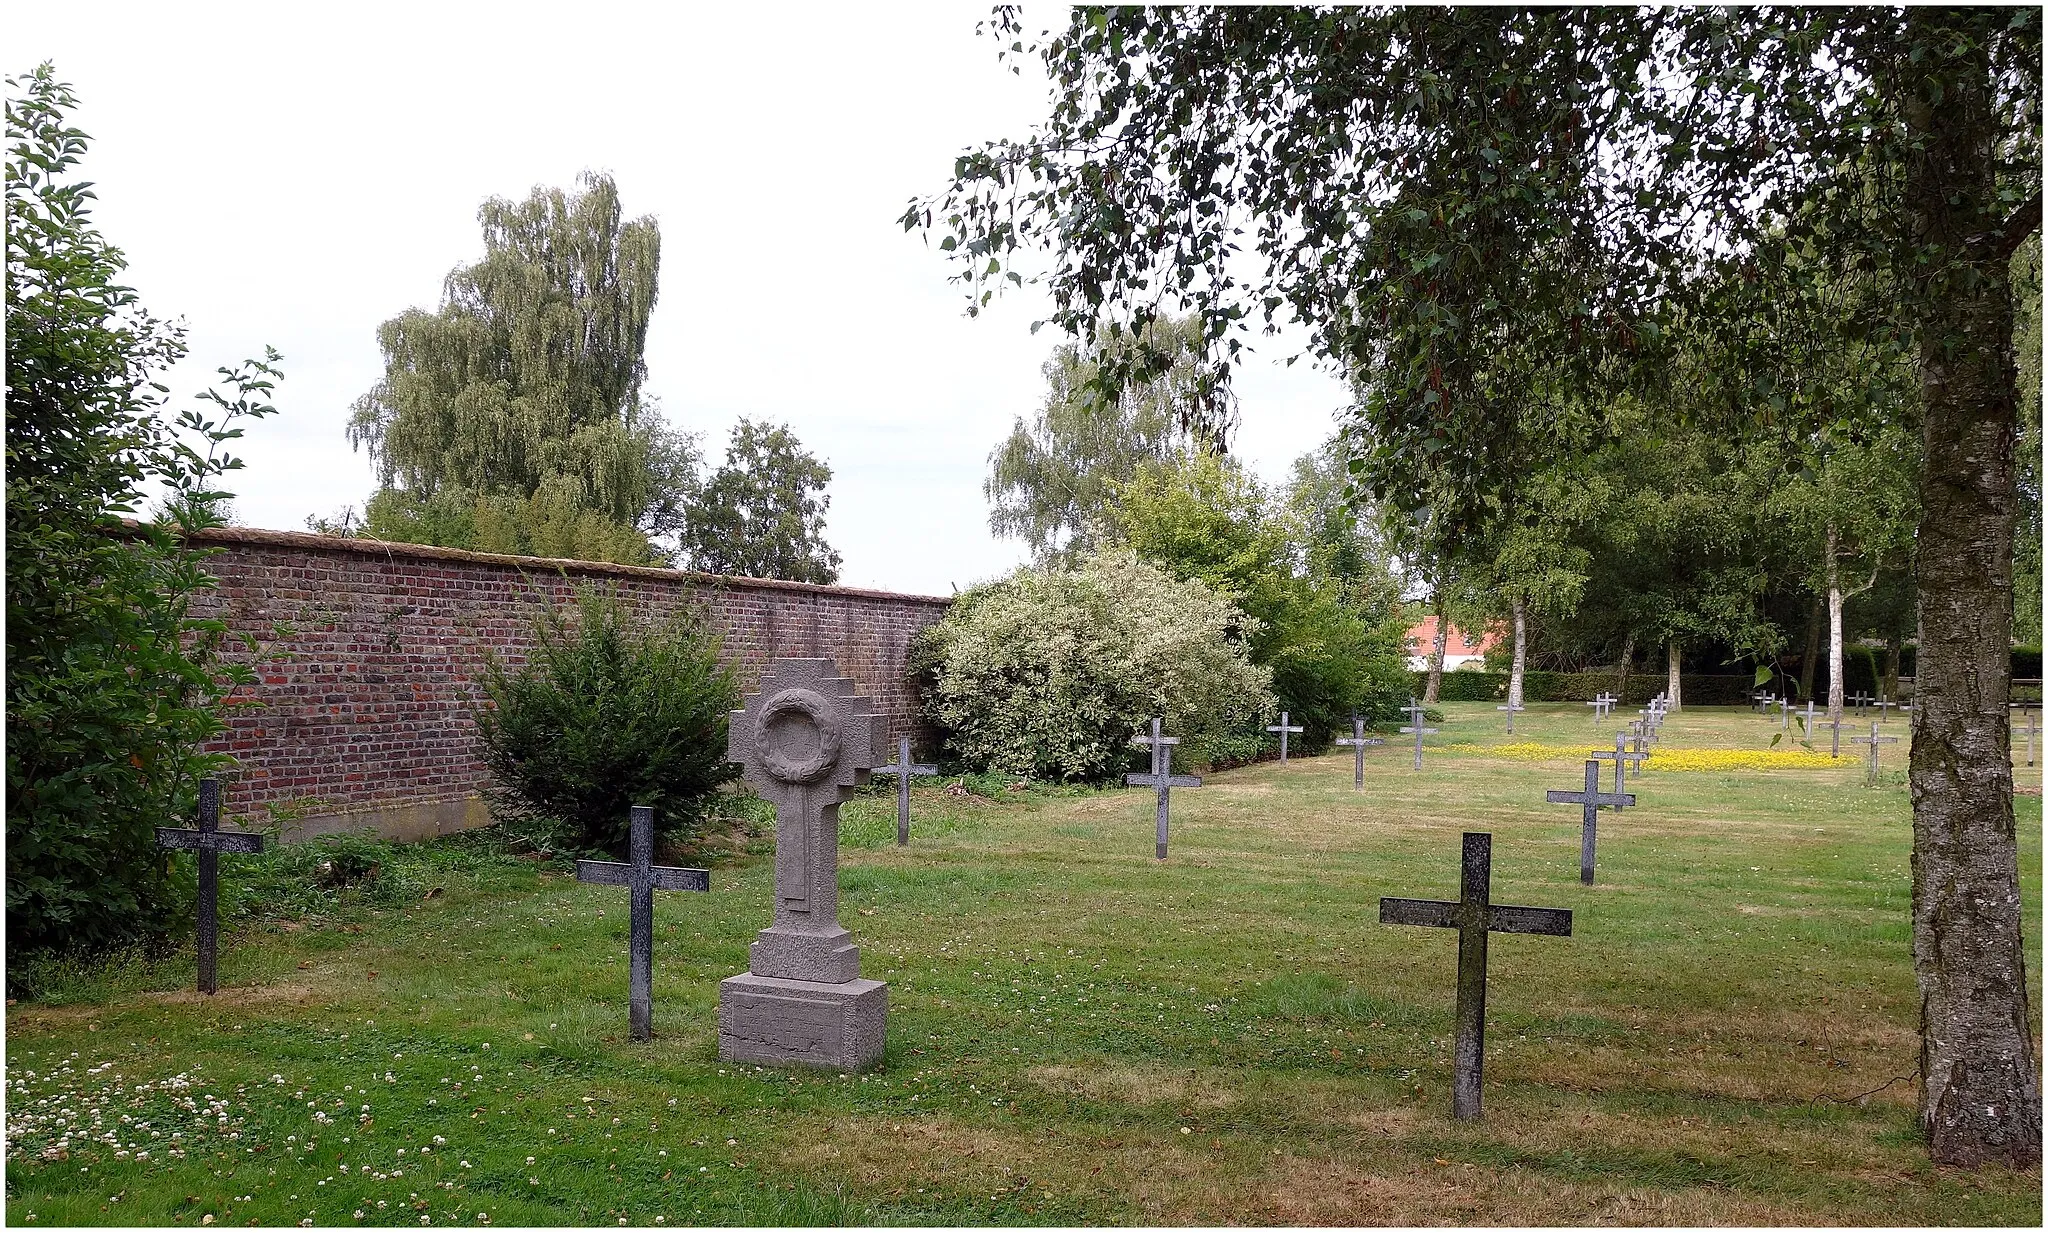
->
xmin=717 ymin=974 xmax=887 ymax=1070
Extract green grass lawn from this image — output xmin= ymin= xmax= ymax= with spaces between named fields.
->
xmin=7 ymin=702 xmax=2041 ymax=1225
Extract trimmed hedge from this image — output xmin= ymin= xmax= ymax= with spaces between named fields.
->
xmin=1414 ymin=671 xmax=1760 ymax=706
xmin=1418 ymin=648 xmax=2039 ymax=708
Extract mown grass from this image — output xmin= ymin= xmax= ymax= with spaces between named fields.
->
xmin=6 ymin=703 xmax=2040 ymax=1225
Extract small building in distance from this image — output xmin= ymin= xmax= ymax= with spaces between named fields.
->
xmin=1405 ymin=615 xmax=1499 ymax=672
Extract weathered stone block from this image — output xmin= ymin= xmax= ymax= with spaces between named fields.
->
xmin=717 ymin=974 xmax=886 ymax=1070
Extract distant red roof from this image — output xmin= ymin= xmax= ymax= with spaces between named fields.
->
xmin=1406 ymin=615 xmax=1499 ymax=659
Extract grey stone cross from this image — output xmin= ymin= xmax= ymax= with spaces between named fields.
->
xmin=1850 ymin=720 xmax=1899 ymax=786
xmin=1751 ymin=691 xmax=1775 ymax=714
xmin=1626 ymin=724 xmax=1650 ymax=777
xmin=1495 ymin=701 xmax=1526 ymax=734
xmin=872 ymin=735 xmax=939 ymax=846
xmin=1333 ymin=715 xmax=1382 ymax=790
xmin=2013 ymin=703 xmax=2039 ymax=769
xmin=1399 ymin=698 xmax=1438 ymax=771
xmin=719 ymin=658 xmax=887 ymax=1070
xmin=1590 ymin=732 xmax=1646 ymax=798
xmin=1848 ymin=691 xmax=1873 ymax=714
xmin=1266 ymin=711 xmax=1304 ymax=764
xmin=1127 ymin=717 xmax=1201 ymax=859
xmin=1379 ymin=832 xmax=1572 ymax=1121
xmin=1816 ymin=710 xmax=1845 ymax=758
xmin=1778 ymin=698 xmax=1793 ymax=730
xmin=155 ymin=777 xmax=265 ymax=995
xmin=576 ymin=804 xmax=710 ymax=1041
xmin=1798 ymin=699 xmax=1818 ymax=738
xmin=1546 ymin=759 xmax=1636 ymax=884
xmin=1584 ymin=694 xmax=1616 ymax=722
xmin=1874 ymin=695 xmax=1900 ymax=723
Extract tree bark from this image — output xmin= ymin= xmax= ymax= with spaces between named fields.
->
xmin=1507 ymin=596 xmax=1527 ymax=711
xmin=1800 ymin=596 xmax=1823 ymax=702
xmin=1899 ymin=12 xmax=2040 ymax=1168
xmin=1423 ymin=589 xmax=1449 ymax=704
xmin=1886 ymin=634 xmax=1903 ymax=704
xmin=1666 ymin=641 xmax=1681 ymax=711
xmin=1616 ymin=630 xmax=1636 ymax=705
xmin=1827 ymin=528 xmax=1846 ymax=725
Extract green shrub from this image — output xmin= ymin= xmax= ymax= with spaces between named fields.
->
xmin=6 ymin=69 xmax=278 ymax=956
xmin=475 ymin=585 xmax=740 ymax=856
xmin=913 ymin=551 xmax=1276 ymax=780
xmin=1106 ymin=447 xmax=1412 ymax=749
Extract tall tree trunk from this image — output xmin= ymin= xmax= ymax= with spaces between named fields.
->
xmin=1616 ymin=630 xmax=1636 ymax=705
xmin=1827 ymin=528 xmax=1847 ymax=725
xmin=1886 ymin=634 xmax=1904 ymax=704
xmin=1665 ymin=641 xmax=1682 ymax=711
xmin=1507 ymin=596 xmax=1527 ymax=711
xmin=1423 ymin=589 xmax=1448 ymax=704
xmin=1800 ymin=596 xmax=1823 ymax=701
xmin=1899 ymin=12 xmax=2039 ymax=1168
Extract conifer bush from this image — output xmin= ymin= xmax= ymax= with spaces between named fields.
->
xmin=475 ymin=587 xmax=739 ymax=855
xmin=913 ymin=551 xmax=1275 ymax=780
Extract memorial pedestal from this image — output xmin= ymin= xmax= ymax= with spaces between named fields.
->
xmin=717 ymin=658 xmax=890 ymax=1072
xmin=718 ymin=974 xmax=886 ymax=1069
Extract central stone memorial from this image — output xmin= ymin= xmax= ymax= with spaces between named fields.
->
xmin=718 ymin=658 xmax=887 ymax=1070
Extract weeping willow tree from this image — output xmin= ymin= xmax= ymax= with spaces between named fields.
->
xmin=346 ymin=173 xmax=690 ymax=564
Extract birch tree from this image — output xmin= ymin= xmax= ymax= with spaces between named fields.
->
xmin=911 ymin=6 xmax=2041 ymax=1164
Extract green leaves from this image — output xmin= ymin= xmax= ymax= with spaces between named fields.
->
xmin=6 ymin=67 xmax=274 ymax=956
xmin=674 ymin=418 xmax=841 ymax=584
xmin=475 ymin=587 xmax=740 ymax=858
xmin=345 ymin=174 xmax=673 ymax=564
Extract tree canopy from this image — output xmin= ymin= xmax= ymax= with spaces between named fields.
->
xmin=346 ymin=172 xmax=687 ymax=564
xmin=913 ymin=6 xmax=2042 ymax=1167
xmin=678 ymin=418 xmax=843 ymax=585
xmin=986 ymin=313 xmax=1224 ymax=560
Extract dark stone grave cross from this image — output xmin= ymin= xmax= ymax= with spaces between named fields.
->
xmin=1874 ymin=695 xmax=1901 ymax=723
xmin=1127 ymin=717 xmax=1201 ymax=859
xmin=1379 ymin=832 xmax=1572 ymax=1120
xmin=1591 ymin=732 xmax=1646 ymax=798
xmin=1266 ymin=711 xmax=1304 ymax=764
xmin=872 ymin=736 xmax=939 ymax=846
xmin=1496 ymin=701 xmax=1526 ymax=734
xmin=576 ymin=805 xmax=710 ymax=1041
xmin=1399 ymin=699 xmax=1438 ymax=771
xmin=1850 ymin=721 xmax=1899 ymax=786
xmin=1546 ymin=759 xmax=1636 ymax=884
xmin=1848 ymin=691 xmax=1873 ymax=715
xmin=155 ymin=777 xmax=265 ymax=995
xmin=1334 ymin=716 xmax=1383 ymax=790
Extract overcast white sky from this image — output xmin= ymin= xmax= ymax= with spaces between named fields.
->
xmin=15 ymin=2 xmax=1351 ymax=596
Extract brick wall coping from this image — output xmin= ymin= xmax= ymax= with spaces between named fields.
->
xmin=185 ymin=524 xmax=952 ymax=606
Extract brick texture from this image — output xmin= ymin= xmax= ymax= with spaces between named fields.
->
xmin=187 ymin=527 xmax=950 ymax=831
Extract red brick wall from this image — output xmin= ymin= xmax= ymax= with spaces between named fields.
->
xmin=188 ymin=527 xmax=950 ymax=837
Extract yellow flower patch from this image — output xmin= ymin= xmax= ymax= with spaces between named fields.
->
xmin=1443 ymin=741 xmax=1850 ymax=771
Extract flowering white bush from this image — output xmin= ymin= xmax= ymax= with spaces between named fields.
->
xmin=915 ymin=551 xmax=1275 ymax=780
